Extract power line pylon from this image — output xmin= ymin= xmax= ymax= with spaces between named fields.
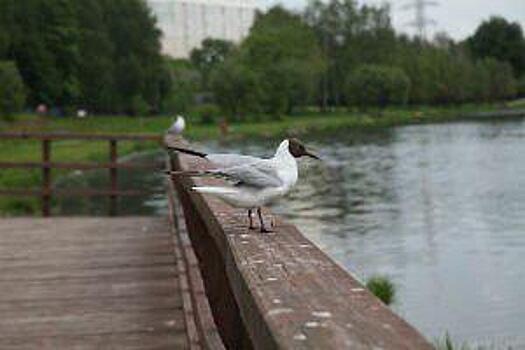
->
xmin=402 ymin=0 xmax=438 ymax=39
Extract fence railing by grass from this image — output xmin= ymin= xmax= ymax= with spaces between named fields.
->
xmin=0 ymin=132 xmax=162 ymax=216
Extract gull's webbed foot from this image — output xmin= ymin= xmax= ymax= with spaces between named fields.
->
xmin=248 ymin=209 xmax=256 ymax=230
xmin=260 ymin=227 xmax=273 ymax=233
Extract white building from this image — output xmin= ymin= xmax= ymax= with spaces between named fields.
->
xmin=148 ymin=0 xmax=259 ymax=58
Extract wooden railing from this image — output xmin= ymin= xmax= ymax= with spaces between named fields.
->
xmin=0 ymin=132 xmax=162 ymax=216
xmin=166 ymin=135 xmax=434 ymax=350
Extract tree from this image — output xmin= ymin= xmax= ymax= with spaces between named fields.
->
xmin=305 ymin=0 xmax=397 ymax=106
xmin=210 ymin=58 xmax=261 ymax=120
xmin=0 ymin=0 xmax=168 ymax=115
xmin=238 ymin=6 xmax=325 ymax=115
xmin=346 ymin=64 xmax=410 ymax=109
xmin=162 ymin=59 xmax=200 ymax=114
xmin=478 ymin=58 xmax=517 ymax=101
xmin=467 ymin=16 xmax=525 ymax=76
xmin=190 ymin=38 xmax=234 ymax=90
xmin=0 ymin=61 xmax=26 ymax=119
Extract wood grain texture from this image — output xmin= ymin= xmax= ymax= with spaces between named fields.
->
xmin=0 ymin=217 xmax=188 ymax=349
xmin=166 ymin=154 xmax=226 ymax=350
xmin=166 ymin=136 xmax=434 ymax=350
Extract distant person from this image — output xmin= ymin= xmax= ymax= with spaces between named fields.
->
xmin=36 ymin=104 xmax=48 ymax=116
xmin=167 ymin=115 xmax=186 ymax=135
xmin=219 ymin=117 xmax=229 ymax=138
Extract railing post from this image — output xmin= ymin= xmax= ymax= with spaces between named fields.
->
xmin=42 ymin=139 xmax=51 ymax=217
xmin=109 ymin=139 xmax=118 ymax=216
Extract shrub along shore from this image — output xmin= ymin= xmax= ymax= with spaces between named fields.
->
xmin=0 ymin=102 xmax=524 ymax=215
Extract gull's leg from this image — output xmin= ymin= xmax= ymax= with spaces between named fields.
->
xmin=257 ymin=207 xmax=272 ymax=233
xmin=248 ymin=209 xmax=255 ymax=230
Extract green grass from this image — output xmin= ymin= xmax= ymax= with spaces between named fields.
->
xmin=0 ymin=102 xmax=522 ymax=215
xmin=434 ymin=333 xmax=472 ymax=350
xmin=366 ymin=275 xmax=396 ymax=305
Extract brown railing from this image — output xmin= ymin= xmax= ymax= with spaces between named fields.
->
xmin=0 ymin=132 xmax=162 ymax=216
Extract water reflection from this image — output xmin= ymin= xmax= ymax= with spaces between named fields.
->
xmin=55 ymin=150 xmax=166 ymax=216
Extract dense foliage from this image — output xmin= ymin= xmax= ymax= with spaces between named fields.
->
xmin=467 ymin=16 xmax=525 ymax=77
xmin=346 ymin=65 xmax=410 ymax=108
xmin=201 ymin=1 xmax=521 ymax=118
xmin=206 ymin=7 xmax=324 ymax=118
xmin=0 ymin=0 xmax=522 ymax=118
xmin=0 ymin=0 xmax=168 ymax=115
xmin=190 ymin=38 xmax=234 ymax=90
xmin=0 ymin=61 xmax=26 ymax=119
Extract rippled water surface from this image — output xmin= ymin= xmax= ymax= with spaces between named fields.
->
xmin=60 ymin=119 xmax=525 ymax=347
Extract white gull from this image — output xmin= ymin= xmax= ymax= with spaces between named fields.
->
xmin=167 ymin=138 xmax=319 ymax=232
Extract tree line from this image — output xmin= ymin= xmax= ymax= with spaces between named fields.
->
xmin=0 ymin=0 xmax=524 ymax=119
xmin=185 ymin=1 xmax=525 ymax=119
xmin=0 ymin=0 xmax=169 ymax=117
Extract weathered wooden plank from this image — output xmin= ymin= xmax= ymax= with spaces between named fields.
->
xmin=0 ymin=308 xmax=185 ymax=338
xmin=0 ymin=189 xmax=154 ymax=198
xmin=0 ymin=241 xmax=173 ymax=257
xmin=0 ymin=264 xmax=178 ymax=282
xmin=0 ymin=217 xmax=171 ymax=240
xmin=0 ymin=235 xmax=172 ymax=249
xmin=0 ymin=295 xmax=183 ymax=319
xmin=0 ymin=252 xmax=174 ymax=268
xmin=0 ymin=277 xmax=179 ymax=302
xmin=1 ymin=216 xmax=168 ymax=236
xmin=0 ymin=229 xmax=170 ymax=244
xmin=0 ymin=161 xmax=160 ymax=170
xmin=0 ymin=132 xmax=162 ymax=141
xmin=0 ymin=332 xmax=188 ymax=350
xmin=166 ymin=155 xmax=226 ymax=350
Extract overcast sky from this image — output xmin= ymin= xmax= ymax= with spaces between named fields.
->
xmin=266 ymin=0 xmax=525 ymax=40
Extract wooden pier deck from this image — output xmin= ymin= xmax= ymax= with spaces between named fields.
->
xmin=0 ymin=217 xmax=189 ymax=349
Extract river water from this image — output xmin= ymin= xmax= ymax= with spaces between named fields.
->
xmin=57 ymin=119 xmax=525 ymax=347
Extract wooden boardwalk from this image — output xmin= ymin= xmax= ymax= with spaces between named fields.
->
xmin=0 ymin=217 xmax=189 ymax=349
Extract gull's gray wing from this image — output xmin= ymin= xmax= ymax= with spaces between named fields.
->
xmin=209 ymin=159 xmax=282 ymax=188
xmin=206 ymin=154 xmax=264 ymax=168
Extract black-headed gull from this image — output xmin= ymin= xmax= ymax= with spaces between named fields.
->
xmin=167 ymin=139 xmax=319 ymax=233
xmin=167 ymin=115 xmax=186 ymax=135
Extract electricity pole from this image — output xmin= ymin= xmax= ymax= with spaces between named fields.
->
xmin=402 ymin=0 xmax=438 ymax=39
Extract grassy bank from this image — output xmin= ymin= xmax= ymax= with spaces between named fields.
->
xmin=0 ymin=102 xmax=523 ymax=215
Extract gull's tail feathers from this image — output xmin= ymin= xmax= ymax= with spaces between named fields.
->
xmin=192 ymin=186 xmax=238 ymax=195
xmin=166 ymin=146 xmax=207 ymax=159
xmin=164 ymin=170 xmax=205 ymax=177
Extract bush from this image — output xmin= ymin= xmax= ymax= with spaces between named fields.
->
xmin=130 ymin=95 xmax=150 ymax=116
xmin=162 ymin=59 xmax=201 ymax=114
xmin=366 ymin=275 xmax=396 ymax=305
xmin=0 ymin=61 xmax=26 ymax=119
xmin=210 ymin=59 xmax=262 ymax=120
xmin=346 ymin=64 xmax=410 ymax=109
xmin=478 ymin=58 xmax=517 ymax=101
xmin=192 ymin=103 xmax=220 ymax=124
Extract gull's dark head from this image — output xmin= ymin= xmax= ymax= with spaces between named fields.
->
xmin=288 ymin=138 xmax=320 ymax=160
